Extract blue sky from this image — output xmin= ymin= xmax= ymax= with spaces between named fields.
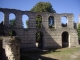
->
xmin=0 ymin=0 xmax=80 ymax=28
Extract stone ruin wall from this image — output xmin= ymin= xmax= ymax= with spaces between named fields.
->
xmin=0 ymin=36 xmax=20 ymax=60
xmin=0 ymin=8 xmax=79 ymax=49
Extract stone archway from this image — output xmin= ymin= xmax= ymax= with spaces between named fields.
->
xmin=12 ymin=30 xmax=16 ymax=36
xmin=62 ymin=31 xmax=69 ymax=48
xmin=9 ymin=30 xmax=16 ymax=36
xmin=36 ymin=31 xmax=43 ymax=49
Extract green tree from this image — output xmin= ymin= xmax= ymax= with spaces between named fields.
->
xmin=9 ymin=19 xmax=16 ymax=36
xmin=30 ymin=2 xmax=56 ymax=29
xmin=36 ymin=15 xmax=42 ymax=29
xmin=9 ymin=30 xmax=13 ymax=36
xmin=30 ymin=2 xmax=56 ymax=13
xmin=9 ymin=19 xmax=16 ymax=26
xmin=30 ymin=2 xmax=56 ymax=44
xmin=26 ymin=20 xmax=29 ymax=28
xmin=77 ymin=24 xmax=80 ymax=40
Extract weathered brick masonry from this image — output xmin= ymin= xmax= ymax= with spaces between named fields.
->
xmin=0 ymin=8 xmax=79 ymax=49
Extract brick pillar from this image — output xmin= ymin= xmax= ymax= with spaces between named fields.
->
xmin=55 ymin=15 xmax=61 ymax=29
xmin=42 ymin=15 xmax=49 ymax=29
xmin=67 ymin=15 xmax=74 ymax=28
xmin=4 ymin=13 xmax=9 ymax=26
xmin=16 ymin=13 xmax=22 ymax=28
xmin=3 ymin=36 xmax=20 ymax=60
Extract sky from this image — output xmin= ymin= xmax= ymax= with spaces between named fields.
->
xmin=0 ymin=0 xmax=80 ymax=28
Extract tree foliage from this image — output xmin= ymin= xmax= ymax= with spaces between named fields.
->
xmin=9 ymin=19 xmax=16 ymax=26
xmin=30 ymin=2 xmax=56 ymax=13
xmin=77 ymin=24 xmax=80 ymax=40
xmin=26 ymin=2 xmax=56 ymax=29
xmin=30 ymin=2 xmax=56 ymax=30
xmin=26 ymin=20 xmax=29 ymax=28
xmin=36 ymin=15 xmax=42 ymax=29
xmin=36 ymin=32 xmax=43 ymax=43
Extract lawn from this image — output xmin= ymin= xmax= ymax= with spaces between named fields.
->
xmin=20 ymin=47 xmax=80 ymax=60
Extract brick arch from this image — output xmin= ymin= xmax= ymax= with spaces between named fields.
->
xmin=0 ymin=11 xmax=4 ymax=24
xmin=62 ymin=31 xmax=69 ymax=48
xmin=48 ymin=16 xmax=54 ymax=28
xmin=9 ymin=13 xmax=16 ymax=26
xmin=0 ymin=8 xmax=7 ymax=13
xmin=61 ymin=16 xmax=68 ymax=27
xmin=36 ymin=31 xmax=43 ymax=49
xmin=36 ymin=15 xmax=42 ymax=29
xmin=9 ymin=30 xmax=17 ymax=36
xmin=35 ymin=14 xmax=43 ymax=21
xmin=22 ymin=14 xmax=29 ymax=28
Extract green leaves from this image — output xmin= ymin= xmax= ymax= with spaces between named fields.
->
xmin=30 ymin=2 xmax=56 ymax=13
xmin=26 ymin=20 xmax=29 ymax=28
xmin=9 ymin=19 xmax=16 ymax=26
xmin=9 ymin=30 xmax=12 ymax=36
xmin=36 ymin=32 xmax=41 ymax=42
xmin=36 ymin=15 xmax=42 ymax=29
xmin=77 ymin=24 xmax=80 ymax=40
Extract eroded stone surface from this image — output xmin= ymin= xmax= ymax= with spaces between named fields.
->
xmin=2 ymin=36 xmax=20 ymax=60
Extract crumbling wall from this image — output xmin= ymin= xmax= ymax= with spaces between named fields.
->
xmin=2 ymin=36 xmax=20 ymax=60
xmin=0 ymin=8 xmax=79 ymax=49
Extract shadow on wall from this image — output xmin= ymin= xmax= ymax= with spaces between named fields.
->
xmin=36 ymin=24 xmax=61 ymax=49
xmin=2 ymin=48 xmax=8 ymax=60
xmin=0 ymin=21 xmax=5 ymax=36
xmin=0 ymin=40 xmax=8 ymax=60
xmin=20 ymin=24 xmax=61 ymax=60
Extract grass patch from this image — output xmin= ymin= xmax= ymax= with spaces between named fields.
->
xmin=49 ymin=47 xmax=80 ymax=55
xmin=21 ymin=47 xmax=80 ymax=60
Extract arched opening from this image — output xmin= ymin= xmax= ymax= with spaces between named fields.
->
xmin=9 ymin=30 xmax=16 ymax=36
xmin=48 ymin=16 xmax=54 ymax=28
xmin=62 ymin=31 xmax=69 ymax=48
xmin=36 ymin=15 xmax=42 ymax=29
xmin=0 ymin=12 xmax=5 ymax=36
xmin=22 ymin=14 xmax=29 ymax=28
xmin=9 ymin=13 xmax=16 ymax=26
xmin=61 ymin=16 xmax=68 ymax=27
xmin=36 ymin=31 xmax=43 ymax=49
xmin=0 ymin=12 xmax=4 ymax=25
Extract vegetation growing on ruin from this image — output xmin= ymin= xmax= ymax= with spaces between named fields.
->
xmin=77 ymin=24 xmax=80 ymax=40
xmin=9 ymin=19 xmax=16 ymax=26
